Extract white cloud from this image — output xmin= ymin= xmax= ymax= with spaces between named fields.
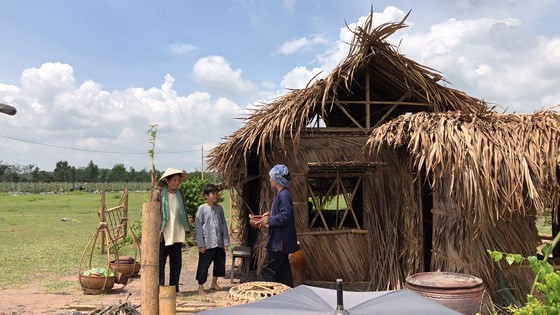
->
xmin=280 ymin=66 xmax=323 ymax=89
xmin=20 ymin=62 xmax=75 ymax=101
xmin=541 ymin=37 xmax=560 ymax=70
xmin=168 ymin=42 xmax=197 ymax=54
xmin=192 ymin=56 xmax=258 ymax=98
xmin=278 ymin=35 xmax=328 ymax=55
xmin=393 ymin=16 xmax=560 ymax=112
xmin=0 ymin=64 xmax=244 ymax=170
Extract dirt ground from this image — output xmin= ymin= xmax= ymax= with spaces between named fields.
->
xmin=0 ymin=249 xmax=248 ymax=314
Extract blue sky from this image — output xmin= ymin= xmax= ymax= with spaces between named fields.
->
xmin=1 ymin=0 xmax=559 ymax=173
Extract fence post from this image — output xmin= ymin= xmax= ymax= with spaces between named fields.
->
xmin=99 ymin=191 xmax=106 ymax=254
xmin=123 ymin=188 xmax=129 ymax=239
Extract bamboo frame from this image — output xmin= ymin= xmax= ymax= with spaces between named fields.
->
xmin=98 ymin=189 xmax=129 ymax=253
xmin=333 ymin=100 xmax=368 ymax=133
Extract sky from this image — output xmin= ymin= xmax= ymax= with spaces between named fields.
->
xmin=1 ymin=0 xmax=559 ymax=173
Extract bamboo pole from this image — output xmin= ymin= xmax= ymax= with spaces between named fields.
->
xmin=99 ymin=192 xmax=106 ymax=254
xmin=123 ymin=187 xmax=129 ymax=239
xmin=159 ymin=285 xmax=176 ymax=314
xmin=141 ymin=200 xmax=161 ymax=314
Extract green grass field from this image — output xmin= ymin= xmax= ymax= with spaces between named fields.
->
xmin=0 ymin=190 xmax=231 ymax=292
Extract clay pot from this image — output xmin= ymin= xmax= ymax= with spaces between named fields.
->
xmin=249 ymin=215 xmax=263 ymax=228
xmin=289 ymin=243 xmax=306 ymax=287
xmin=405 ymin=272 xmax=486 ymax=315
xmin=79 ymin=275 xmax=116 ymax=294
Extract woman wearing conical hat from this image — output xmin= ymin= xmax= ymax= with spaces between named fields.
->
xmin=153 ymin=167 xmax=190 ymax=293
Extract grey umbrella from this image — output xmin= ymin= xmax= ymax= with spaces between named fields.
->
xmin=199 ymin=285 xmax=461 ymax=315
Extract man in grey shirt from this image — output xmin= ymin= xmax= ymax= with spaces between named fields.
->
xmin=195 ymin=184 xmax=230 ymax=295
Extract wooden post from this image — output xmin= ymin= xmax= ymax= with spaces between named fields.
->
xmin=123 ymin=188 xmax=129 ymax=239
xmin=229 ymin=192 xmax=233 ymax=230
xmin=365 ymin=73 xmax=370 ymax=129
xmin=159 ymin=285 xmax=177 ymax=314
xmin=99 ymin=192 xmax=106 ymax=254
xmin=141 ymin=200 xmax=161 ymax=314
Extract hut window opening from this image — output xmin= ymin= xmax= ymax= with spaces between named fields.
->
xmin=307 ymin=175 xmax=363 ymax=229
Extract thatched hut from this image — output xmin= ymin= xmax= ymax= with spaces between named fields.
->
xmin=208 ymin=12 xmax=560 ymax=303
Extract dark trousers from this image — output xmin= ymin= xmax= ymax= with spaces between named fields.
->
xmin=260 ymin=250 xmax=294 ymax=288
xmin=196 ymin=247 xmax=226 ymax=285
xmin=159 ymin=242 xmax=183 ymax=292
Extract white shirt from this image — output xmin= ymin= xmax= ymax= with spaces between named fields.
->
xmin=162 ymin=192 xmax=186 ymax=246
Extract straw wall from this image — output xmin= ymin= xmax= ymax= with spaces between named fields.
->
xmin=364 ymin=148 xmax=424 ymax=290
xmin=236 ymin=135 xmax=429 ymax=290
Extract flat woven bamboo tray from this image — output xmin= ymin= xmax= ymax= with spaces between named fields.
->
xmin=227 ymin=281 xmax=291 ymax=306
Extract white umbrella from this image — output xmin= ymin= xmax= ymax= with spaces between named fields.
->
xmin=200 ymin=284 xmax=461 ymax=315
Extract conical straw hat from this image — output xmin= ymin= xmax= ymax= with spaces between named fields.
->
xmin=157 ymin=167 xmax=188 ymax=187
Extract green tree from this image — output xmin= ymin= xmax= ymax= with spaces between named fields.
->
xmin=108 ymin=164 xmax=127 ymax=182
xmin=98 ymin=169 xmax=109 ymax=182
xmin=31 ymin=167 xmax=52 ymax=182
xmin=2 ymin=167 xmax=19 ymax=182
xmin=53 ymin=161 xmax=72 ymax=182
xmin=134 ymin=169 xmax=150 ymax=181
xmin=83 ymin=160 xmax=99 ymax=182
xmin=0 ymin=161 xmax=8 ymax=179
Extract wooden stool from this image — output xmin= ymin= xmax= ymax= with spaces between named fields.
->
xmin=230 ymin=246 xmax=251 ymax=283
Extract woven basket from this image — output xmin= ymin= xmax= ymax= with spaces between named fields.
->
xmin=79 ymin=275 xmax=116 ymax=294
xmin=227 ymin=281 xmax=291 ymax=306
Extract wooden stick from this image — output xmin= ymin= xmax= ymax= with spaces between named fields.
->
xmin=176 ymin=301 xmax=217 ymax=307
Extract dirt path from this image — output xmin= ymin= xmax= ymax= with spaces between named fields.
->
xmin=0 ymin=248 xmax=241 ymax=314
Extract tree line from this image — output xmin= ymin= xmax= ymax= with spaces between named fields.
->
xmin=0 ymin=160 xmax=217 ymax=183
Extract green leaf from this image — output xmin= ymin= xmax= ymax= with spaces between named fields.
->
xmin=513 ymin=254 xmax=523 ymax=264
xmin=506 ymin=254 xmax=515 ymax=265
xmin=490 ymin=251 xmax=503 ymax=262
xmin=543 ymin=243 xmax=552 ymax=256
xmin=528 ymin=256 xmax=538 ymax=264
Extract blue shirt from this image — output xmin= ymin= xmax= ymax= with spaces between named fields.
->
xmin=264 ymin=188 xmax=298 ymax=254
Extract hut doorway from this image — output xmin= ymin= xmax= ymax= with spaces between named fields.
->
xmin=244 ymin=150 xmax=261 ymax=256
xmin=420 ymin=168 xmax=433 ymax=272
